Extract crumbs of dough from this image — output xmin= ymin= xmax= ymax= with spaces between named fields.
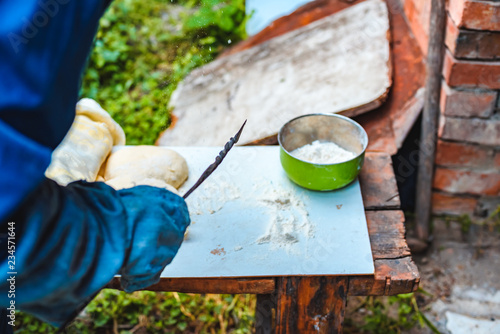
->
xmin=210 ymin=247 xmax=226 ymax=256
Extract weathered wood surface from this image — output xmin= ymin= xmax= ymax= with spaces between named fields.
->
xmin=348 ymin=257 xmax=420 ymax=296
xmin=359 ymin=152 xmax=401 ymax=210
xmin=367 ymin=211 xmax=411 ymax=259
xmin=157 ymin=0 xmax=391 ymax=147
xmin=415 ymin=0 xmax=447 ymax=242
xmin=106 ymin=277 xmax=275 ymax=294
xmin=275 ymin=277 xmax=348 ymax=334
xmin=348 ymin=210 xmax=419 ymax=296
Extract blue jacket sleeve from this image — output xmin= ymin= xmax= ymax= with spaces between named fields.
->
xmin=0 ymin=178 xmax=190 ymax=327
xmin=0 ymin=0 xmax=191 ymax=327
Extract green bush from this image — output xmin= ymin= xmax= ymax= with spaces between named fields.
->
xmin=80 ymin=0 xmax=248 ymax=145
xmin=16 ymin=290 xmax=256 ymax=333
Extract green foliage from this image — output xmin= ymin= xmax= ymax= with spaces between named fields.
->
xmin=14 ymin=312 xmax=58 ymax=333
xmin=354 ymin=290 xmax=439 ymax=334
xmin=80 ymin=0 xmax=248 ymax=145
xmin=443 ymin=206 xmax=500 ymax=234
xmin=487 ymin=205 xmax=500 ymax=232
xmin=447 ymin=214 xmax=473 ymax=233
xmin=16 ymin=290 xmax=256 ymax=333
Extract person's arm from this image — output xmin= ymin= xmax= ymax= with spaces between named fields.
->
xmin=1 ymin=177 xmax=189 ymax=326
xmin=0 ymin=0 xmax=190 ymax=326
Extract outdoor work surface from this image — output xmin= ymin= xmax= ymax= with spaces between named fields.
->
xmin=107 ymin=148 xmax=419 ymax=333
xmin=165 ymin=146 xmax=374 ymax=278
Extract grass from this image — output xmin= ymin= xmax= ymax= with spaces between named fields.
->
xmin=79 ymin=0 xmax=248 ymax=145
xmin=16 ymin=291 xmax=256 ymax=333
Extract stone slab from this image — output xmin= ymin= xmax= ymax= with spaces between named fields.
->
xmin=158 ymin=0 xmax=391 ymax=146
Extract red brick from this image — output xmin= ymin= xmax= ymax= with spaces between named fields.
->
xmin=403 ymin=0 xmax=430 ymax=55
xmin=435 ymin=139 xmax=497 ymax=170
xmin=495 ymin=151 xmax=500 ymax=168
xmin=440 ymin=80 xmax=497 ymax=118
xmin=443 ymin=50 xmax=500 ymax=89
xmin=433 ymin=167 xmax=500 ymax=196
xmin=448 ymin=0 xmax=500 ymax=31
xmin=445 ymin=15 xmax=500 ymax=60
xmin=438 ymin=115 xmax=500 ymax=146
xmin=432 ymin=191 xmax=478 ymax=215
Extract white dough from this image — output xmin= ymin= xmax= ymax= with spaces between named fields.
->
xmin=104 ymin=146 xmax=188 ymax=189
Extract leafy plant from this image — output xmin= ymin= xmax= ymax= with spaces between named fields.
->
xmin=16 ymin=290 xmax=256 ymax=333
xmin=80 ymin=0 xmax=248 ymax=145
xmin=352 ymin=290 xmax=439 ymax=334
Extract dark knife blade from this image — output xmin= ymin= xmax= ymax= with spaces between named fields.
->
xmin=182 ymin=120 xmax=247 ymax=199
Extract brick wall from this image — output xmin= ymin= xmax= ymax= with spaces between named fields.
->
xmin=403 ymin=0 xmax=500 ymax=217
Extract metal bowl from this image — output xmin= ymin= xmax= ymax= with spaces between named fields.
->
xmin=278 ymin=113 xmax=368 ymax=191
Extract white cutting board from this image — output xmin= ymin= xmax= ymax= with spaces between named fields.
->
xmin=162 ymin=146 xmax=374 ymax=278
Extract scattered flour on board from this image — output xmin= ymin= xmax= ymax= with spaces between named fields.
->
xmin=186 ymin=176 xmax=240 ymax=216
xmin=185 ymin=175 xmax=315 ymax=254
xmin=290 ymin=140 xmax=355 ymax=164
xmin=254 ymin=180 xmax=314 ymax=252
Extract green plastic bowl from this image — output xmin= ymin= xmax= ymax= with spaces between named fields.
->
xmin=278 ymin=113 xmax=368 ymax=191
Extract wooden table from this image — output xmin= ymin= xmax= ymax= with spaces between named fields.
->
xmin=107 ymin=151 xmax=419 ymax=333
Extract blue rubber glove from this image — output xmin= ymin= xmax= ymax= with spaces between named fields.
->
xmin=118 ymin=186 xmax=190 ymax=292
xmin=0 ymin=178 xmax=190 ymax=327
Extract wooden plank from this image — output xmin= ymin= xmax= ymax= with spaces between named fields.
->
xmin=348 ymin=257 xmax=420 ymax=296
xmin=366 ymin=210 xmax=411 ymax=260
xmin=347 ymin=210 xmax=419 ymax=296
xmin=105 ymin=277 xmax=275 ymax=295
xmin=359 ymin=152 xmax=400 ymax=210
xmin=157 ymin=0 xmax=391 ymax=147
xmin=415 ymin=0 xmax=447 ymax=242
xmin=275 ymin=277 xmax=348 ymax=334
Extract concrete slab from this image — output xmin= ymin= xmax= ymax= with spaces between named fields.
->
xmin=446 ymin=311 xmax=500 ymax=334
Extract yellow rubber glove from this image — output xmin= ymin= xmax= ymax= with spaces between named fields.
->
xmin=45 ymin=98 xmax=125 ymax=185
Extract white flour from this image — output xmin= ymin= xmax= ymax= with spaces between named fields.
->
xmin=186 ymin=177 xmax=240 ymax=215
xmin=186 ymin=176 xmax=315 ymax=254
xmin=254 ymin=180 xmax=314 ymax=252
xmin=290 ymin=140 xmax=355 ymax=164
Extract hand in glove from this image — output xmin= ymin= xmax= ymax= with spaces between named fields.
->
xmin=45 ymin=98 xmax=125 ymax=185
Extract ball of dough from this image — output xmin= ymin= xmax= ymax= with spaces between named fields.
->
xmin=104 ymin=146 xmax=188 ymax=189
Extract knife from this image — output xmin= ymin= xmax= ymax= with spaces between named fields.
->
xmin=183 ymin=120 xmax=247 ymax=199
